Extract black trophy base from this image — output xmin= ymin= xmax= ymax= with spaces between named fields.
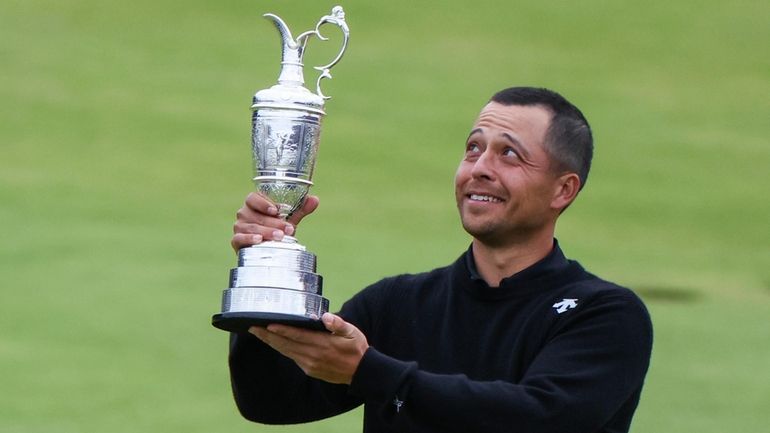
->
xmin=212 ymin=312 xmax=327 ymax=333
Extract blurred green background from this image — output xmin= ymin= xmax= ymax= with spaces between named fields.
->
xmin=1 ymin=0 xmax=768 ymax=432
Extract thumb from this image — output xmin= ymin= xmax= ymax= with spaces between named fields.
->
xmin=322 ymin=313 xmax=355 ymax=338
xmin=288 ymin=195 xmax=320 ymax=226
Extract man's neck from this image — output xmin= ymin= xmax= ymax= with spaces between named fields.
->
xmin=471 ymin=233 xmax=555 ymax=287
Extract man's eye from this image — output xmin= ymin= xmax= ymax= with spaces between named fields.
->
xmin=503 ymin=148 xmax=519 ymax=158
xmin=466 ymin=143 xmax=481 ymax=153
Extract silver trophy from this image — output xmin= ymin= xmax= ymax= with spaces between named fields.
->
xmin=212 ymin=6 xmax=349 ymax=332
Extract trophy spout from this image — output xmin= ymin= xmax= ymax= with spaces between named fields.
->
xmin=263 ymin=13 xmax=307 ymax=87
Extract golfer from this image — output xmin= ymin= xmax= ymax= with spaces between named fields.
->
xmin=227 ymin=87 xmax=653 ymax=433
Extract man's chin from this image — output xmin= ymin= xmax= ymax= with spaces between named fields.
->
xmin=461 ymin=221 xmax=499 ymax=242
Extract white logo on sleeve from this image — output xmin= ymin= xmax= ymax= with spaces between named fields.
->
xmin=552 ymin=298 xmax=578 ymax=314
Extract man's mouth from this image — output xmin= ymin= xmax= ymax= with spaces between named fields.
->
xmin=468 ymin=193 xmax=503 ymax=203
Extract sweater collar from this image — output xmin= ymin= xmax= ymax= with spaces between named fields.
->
xmin=461 ymin=239 xmax=575 ymax=296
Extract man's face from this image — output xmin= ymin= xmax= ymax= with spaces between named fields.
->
xmin=454 ymin=102 xmax=562 ymax=246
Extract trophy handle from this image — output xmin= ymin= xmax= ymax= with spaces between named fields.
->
xmin=310 ymin=6 xmax=350 ymax=100
xmin=263 ymin=6 xmax=349 ymax=99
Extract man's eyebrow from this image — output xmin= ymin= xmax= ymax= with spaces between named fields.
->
xmin=502 ymin=132 xmax=532 ymax=161
xmin=466 ymin=128 xmax=482 ymax=142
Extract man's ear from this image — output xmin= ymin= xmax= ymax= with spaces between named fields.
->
xmin=551 ymin=173 xmax=581 ymax=211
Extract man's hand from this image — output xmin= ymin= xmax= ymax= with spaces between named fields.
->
xmin=231 ymin=192 xmax=320 ymax=251
xmin=249 ymin=313 xmax=369 ymax=385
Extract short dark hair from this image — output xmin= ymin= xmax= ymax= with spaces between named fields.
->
xmin=490 ymin=87 xmax=593 ymax=190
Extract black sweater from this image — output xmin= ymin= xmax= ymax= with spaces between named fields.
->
xmin=229 ymin=244 xmax=653 ymax=432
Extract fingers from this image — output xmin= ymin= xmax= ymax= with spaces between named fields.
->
xmin=288 ymin=195 xmax=320 ymax=226
xmin=238 ymin=193 xmax=289 ymax=232
xmin=231 ymin=221 xmax=293 ymax=250
xmin=249 ymin=325 xmax=318 ymax=364
xmin=231 ymin=233 xmax=259 ymax=251
xmin=233 ymin=219 xmax=294 ymax=242
xmin=249 ymin=325 xmax=319 ymax=347
xmin=249 ymin=320 xmax=368 ymax=385
xmin=244 ymin=191 xmax=280 ymax=216
xmin=232 ymin=192 xmax=300 ymax=251
xmin=243 ymin=192 xmax=319 ymax=226
xmin=322 ymin=313 xmax=356 ymax=338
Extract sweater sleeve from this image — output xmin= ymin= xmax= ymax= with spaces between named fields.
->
xmin=347 ymin=290 xmax=653 ymax=433
xmin=227 ymin=277 xmax=391 ymax=424
xmin=228 ymin=331 xmax=362 ymax=424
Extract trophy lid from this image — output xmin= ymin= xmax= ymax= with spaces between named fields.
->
xmin=253 ymin=84 xmax=326 ymax=115
xmin=251 ymin=6 xmax=349 ymax=116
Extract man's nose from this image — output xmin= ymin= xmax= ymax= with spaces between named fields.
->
xmin=471 ymin=150 xmax=495 ymax=181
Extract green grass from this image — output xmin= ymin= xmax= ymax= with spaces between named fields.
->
xmin=1 ymin=0 xmax=769 ymax=432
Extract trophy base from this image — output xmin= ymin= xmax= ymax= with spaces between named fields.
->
xmin=212 ymin=311 xmax=327 ymax=333
xmin=213 ymin=242 xmax=329 ymax=333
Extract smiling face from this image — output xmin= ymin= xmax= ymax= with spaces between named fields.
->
xmin=454 ymin=102 xmax=576 ymax=247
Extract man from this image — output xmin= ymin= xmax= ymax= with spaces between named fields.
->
xmin=228 ymin=87 xmax=653 ymax=433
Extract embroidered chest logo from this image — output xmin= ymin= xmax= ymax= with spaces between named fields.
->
xmin=552 ymin=298 xmax=578 ymax=314
xmin=392 ymin=397 xmax=404 ymax=413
